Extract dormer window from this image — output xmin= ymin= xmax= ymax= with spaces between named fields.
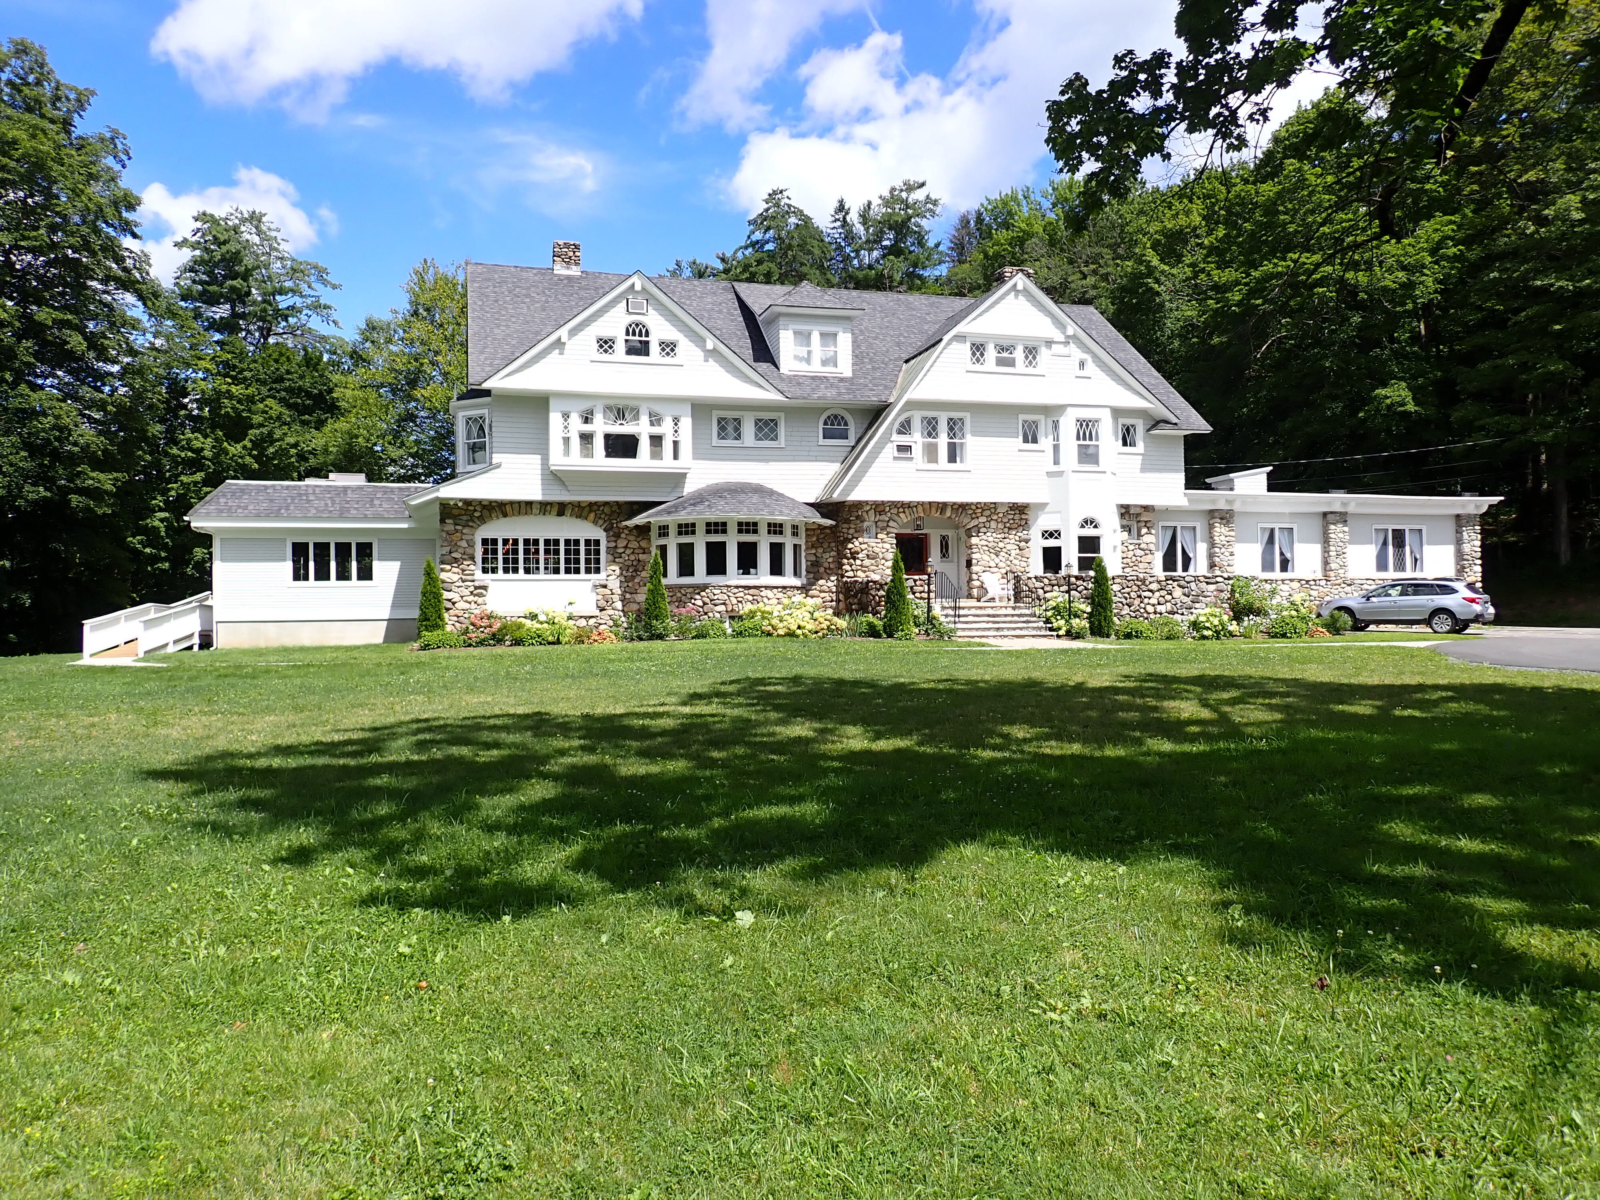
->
xmin=624 ymin=322 xmax=650 ymax=357
xmin=791 ymin=329 xmax=840 ymax=372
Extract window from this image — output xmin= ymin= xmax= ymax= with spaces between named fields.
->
xmin=945 ymin=416 xmax=966 ymax=464
xmin=793 ymin=329 xmax=812 ymax=368
xmin=893 ymin=415 xmax=914 ymax=459
xmin=1051 ymin=418 xmax=1061 ymax=466
xmin=938 ymin=534 xmax=952 ymax=561
xmin=1040 ymin=526 xmax=1063 ymax=575
xmin=459 ymin=412 xmax=488 ymax=469
xmin=1076 ymin=517 xmax=1101 ymax=572
xmin=656 ymin=524 xmax=671 ymax=541
xmin=792 ymin=543 xmax=805 ymax=578
xmin=624 ymin=321 xmax=650 ymax=356
xmin=603 ymin=404 xmax=641 ymax=460
xmin=736 ymin=539 xmax=759 ymax=576
xmin=1376 ymin=527 xmax=1424 ymax=573
xmin=291 ymin=541 xmax=373 ymax=583
xmin=705 ymin=520 xmax=728 ymax=535
xmin=737 ymin=520 xmax=760 ymax=535
xmin=1120 ymin=421 xmax=1140 ymax=449
xmin=595 ymin=336 xmax=615 ymax=355
xmin=820 ymin=411 xmax=853 ymax=442
xmin=766 ymin=522 xmax=785 ymax=536
xmin=1075 ymin=418 xmax=1100 ymax=466
xmin=671 ymin=415 xmax=683 ymax=461
xmin=576 ymin=407 xmax=596 ymax=458
xmin=478 ymin=536 xmax=603 ymax=578
xmin=790 ymin=329 xmax=840 ymax=372
xmin=662 ymin=518 xmax=805 ymax=583
xmin=1020 ymin=416 xmax=1042 ymax=447
xmin=769 ymin=541 xmax=786 ymax=576
xmin=658 ymin=339 xmax=678 ymax=359
xmin=818 ymin=331 xmax=838 ymax=369
xmin=704 ymin=539 xmax=728 ymax=575
xmin=1023 ymin=345 xmax=1040 ymax=369
xmin=995 ymin=343 xmax=1017 ymax=369
xmin=969 ymin=341 xmax=987 ymax=366
xmin=626 ymin=295 xmax=649 ymax=315
xmin=1260 ymin=526 xmax=1295 ymax=574
xmin=676 ymin=522 xmax=696 ymax=537
xmin=900 ymin=412 xmax=969 ymax=466
xmin=1077 ymin=357 xmax=1088 ymax=373
xmin=1160 ymin=524 xmax=1198 ymax=574
xmin=676 ymin=541 xmax=695 ymax=578
xmin=713 ymin=412 xmax=782 ymax=446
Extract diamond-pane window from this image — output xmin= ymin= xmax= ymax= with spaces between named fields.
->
xmin=658 ymin=340 xmax=677 ymax=359
xmin=716 ymin=415 xmax=743 ymax=443
xmin=969 ymin=341 xmax=986 ymax=365
xmin=595 ymin=336 xmax=615 ymax=355
xmin=1023 ymin=345 xmax=1039 ymax=368
xmin=753 ymin=416 xmax=780 ymax=443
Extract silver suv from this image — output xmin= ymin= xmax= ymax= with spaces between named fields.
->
xmin=1318 ymin=579 xmax=1494 ymax=634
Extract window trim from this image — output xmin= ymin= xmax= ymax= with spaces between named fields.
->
xmin=712 ymin=410 xmax=785 ymax=448
xmin=1158 ymin=523 xmax=1200 ymax=574
xmin=288 ymin=539 xmax=376 ymax=585
xmin=787 ymin=327 xmax=845 ymax=375
xmin=897 ymin=410 xmax=971 ymax=470
xmin=966 ymin=338 xmax=1044 ymax=375
xmin=555 ymin=404 xmax=685 ymax=463
xmin=1258 ymin=525 xmax=1298 ymax=575
xmin=1375 ymin=526 xmax=1425 ymax=574
xmin=818 ymin=409 xmax=855 ymax=445
xmin=1119 ymin=420 xmax=1141 ymax=450
xmin=1019 ymin=414 xmax=1044 ymax=450
xmin=1074 ymin=417 xmax=1101 ymax=468
xmin=476 ymin=532 xmax=606 ymax=579
xmin=458 ymin=409 xmax=490 ymax=472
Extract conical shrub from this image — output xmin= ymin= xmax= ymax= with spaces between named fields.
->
xmin=418 ymin=558 xmax=446 ymax=634
xmin=1088 ymin=556 xmax=1115 ymax=638
xmin=883 ymin=548 xmax=916 ymax=639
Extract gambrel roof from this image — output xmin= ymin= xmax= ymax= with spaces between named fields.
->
xmin=466 ymin=263 xmax=1209 ymax=431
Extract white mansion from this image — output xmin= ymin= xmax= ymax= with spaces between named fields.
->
xmin=185 ymin=241 xmax=1497 ymax=646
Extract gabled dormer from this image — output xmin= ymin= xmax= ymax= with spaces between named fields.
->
xmin=758 ymin=284 xmax=863 ymax=378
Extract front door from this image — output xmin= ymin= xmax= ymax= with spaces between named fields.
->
xmin=931 ymin=529 xmax=963 ymax=597
xmin=895 ymin=533 xmax=928 ymax=575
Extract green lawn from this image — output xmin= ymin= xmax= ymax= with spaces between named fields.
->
xmin=1 ymin=640 xmax=1596 ymax=1198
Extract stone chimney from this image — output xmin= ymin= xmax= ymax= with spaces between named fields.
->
xmin=993 ymin=265 xmax=1036 ymax=284
xmin=552 ymin=240 xmax=581 ymax=275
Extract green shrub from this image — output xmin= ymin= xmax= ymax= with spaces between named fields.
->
xmin=498 ymin=618 xmax=535 ymax=645
xmin=916 ymin=606 xmax=955 ymax=640
xmin=730 ymin=608 xmax=769 ymax=638
xmin=416 ymin=629 xmax=465 ymax=650
xmin=882 ymin=550 xmax=915 ymax=639
xmin=686 ymin=616 xmax=729 ymax=638
xmin=1265 ymin=592 xmax=1316 ymax=639
xmin=1149 ymin=614 xmax=1187 ymax=640
xmin=1038 ymin=594 xmax=1087 ymax=636
xmin=852 ymin=614 xmax=884 ymax=638
xmin=521 ymin=608 xmax=580 ymax=645
xmin=461 ymin=611 xmax=505 ymax=646
xmin=1088 ymin=558 xmax=1115 ymax=638
xmin=1116 ymin=618 xmax=1153 ymax=640
xmin=418 ymin=558 xmax=446 ymax=634
xmin=1189 ymin=607 xmax=1238 ymax=640
xmin=630 ymin=554 xmax=670 ymax=641
xmin=1227 ymin=576 xmax=1274 ymax=622
xmin=735 ymin=597 xmax=846 ymax=638
xmin=1317 ymin=608 xmax=1354 ymax=635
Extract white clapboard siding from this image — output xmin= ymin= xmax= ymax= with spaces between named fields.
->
xmin=837 ymin=404 xmax=1053 ymax=503
xmin=1116 ymin=432 xmax=1188 ymax=504
xmin=212 ymin=536 xmax=435 ymax=623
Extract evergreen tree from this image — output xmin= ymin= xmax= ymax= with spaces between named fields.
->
xmin=641 ymin=550 xmax=670 ymax=639
xmin=883 ymin=549 xmax=915 ymax=639
xmin=175 ymin=209 xmax=339 ymax=352
xmin=1088 ymin=558 xmax=1115 ymax=638
xmin=418 ymin=558 xmax=445 ymax=633
xmin=716 ymin=189 xmax=835 ymax=286
xmin=827 ymin=180 xmax=946 ymax=291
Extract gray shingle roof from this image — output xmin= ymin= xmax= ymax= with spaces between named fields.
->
xmin=625 ymin=482 xmax=832 ymax=525
xmin=1061 ymin=305 xmax=1210 ymax=433
xmin=187 ymin=480 xmax=431 ymax=521
xmin=465 ymin=262 xmax=1208 ymax=430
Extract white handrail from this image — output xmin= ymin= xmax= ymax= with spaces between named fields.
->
xmin=81 ymin=592 xmax=212 ymax=659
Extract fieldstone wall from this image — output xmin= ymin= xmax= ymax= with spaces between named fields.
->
xmin=1207 ymin=510 xmax=1235 ymax=574
xmin=1456 ymin=513 xmax=1483 ymax=583
xmin=1118 ymin=505 xmax=1156 ymax=575
xmin=1014 ymin=573 xmax=1395 ymax=623
xmin=438 ymin=499 xmax=651 ymax=630
xmin=816 ymin=500 xmax=1032 ymax=612
xmin=1323 ymin=511 xmax=1349 ymax=576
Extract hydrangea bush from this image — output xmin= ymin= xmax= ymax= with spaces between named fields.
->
xmin=738 ymin=597 xmax=847 ymax=639
xmin=1038 ymin=595 xmax=1089 ymax=637
xmin=1189 ymin=607 xmax=1238 ymax=640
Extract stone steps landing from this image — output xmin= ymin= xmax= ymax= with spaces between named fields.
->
xmin=934 ymin=602 xmax=1054 ymax=639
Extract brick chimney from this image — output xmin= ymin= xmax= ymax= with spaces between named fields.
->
xmin=992 ymin=265 xmax=1036 ymax=283
xmin=552 ymin=240 xmax=581 ymax=275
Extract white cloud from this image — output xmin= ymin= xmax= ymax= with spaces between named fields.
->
xmin=475 ymin=132 xmax=604 ymax=206
xmin=133 ymin=166 xmax=330 ymax=281
xmin=151 ymin=0 xmax=645 ymax=120
xmin=679 ymin=0 xmax=867 ymax=130
xmin=724 ymin=0 xmax=1175 ymax=216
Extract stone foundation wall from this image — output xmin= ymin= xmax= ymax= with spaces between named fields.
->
xmin=1014 ymin=573 xmax=1397 ymax=622
xmin=1118 ymin=505 xmax=1156 ymax=575
xmin=1323 ymin=512 xmax=1349 ymax=576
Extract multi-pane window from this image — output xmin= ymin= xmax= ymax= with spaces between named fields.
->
xmin=1076 ymin=518 xmax=1102 ymax=573
xmin=736 ymin=520 xmax=760 ymax=535
xmin=1051 ymin=418 xmax=1061 ymax=466
xmin=1075 ymin=418 xmax=1100 ymax=466
xmin=1376 ymin=527 xmax=1423 ymax=573
xmin=820 ymin=411 xmax=852 ymax=442
xmin=658 ymin=339 xmax=678 ymax=359
xmin=1023 ymin=345 xmax=1040 ymax=369
xmin=459 ymin=412 xmax=488 ymax=468
xmin=1040 ymin=527 xmax=1063 ymax=575
xmin=478 ymin=536 xmax=603 ymax=577
xmin=1260 ymin=526 xmax=1295 ymax=574
xmin=624 ymin=321 xmax=650 ymax=356
xmin=713 ymin=412 xmax=782 ymax=446
xmin=555 ymin=405 xmax=676 ymax=462
xmin=1020 ymin=416 xmax=1041 ymax=446
xmin=1120 ymin=421 xmax=1140 ymax=449
xmin=595 ymin=336 xmax=615 ymax=355
xmin=995 ymin=343 xmax=1017 ymax=369
xmin=659 ymin=518 xmax=804 ymax=582
xmin=604 ymin=404 xmax=641 ymax=460
xmin=898 ymin=412 xmax=970 ymax=466
xmin=1160 ymin=524 xmax=1199 ymax=574
xmin=291 ymin=541 xmax=373 ymax=583
xmin=893 ymin=415 xmax=914 ymax=460
xmin=792 ymin=330 xmax=841 ymax=371
xmin=969 ymin=341 xmax=987 ymax=366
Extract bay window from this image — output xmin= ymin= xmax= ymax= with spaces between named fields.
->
xmin=652 ymin=518 xmax=805 ymax=584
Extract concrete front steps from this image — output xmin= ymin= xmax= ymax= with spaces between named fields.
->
xmin=934 ymin=601 xmax=1054 ymax=639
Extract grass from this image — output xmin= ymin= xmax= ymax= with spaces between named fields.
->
xmin=1 ymin=639 xmax=1597 ymax=1198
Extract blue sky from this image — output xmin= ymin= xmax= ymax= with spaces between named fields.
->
xmin=8 ymin=0 xmax=1185 ymax=328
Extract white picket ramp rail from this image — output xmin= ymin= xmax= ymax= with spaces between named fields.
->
xmin=81 ymin=592 xmax=212 ymax=660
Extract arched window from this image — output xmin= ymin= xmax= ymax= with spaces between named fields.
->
xmin=1079 ymin=516 xmax=1100 ymax=530
xmin=624 ymin=321 xmax=650 ymax=357
xmin=820 ymin=410 xmax=852 ymax=443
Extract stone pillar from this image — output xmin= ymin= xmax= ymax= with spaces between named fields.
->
xmin=1456 ymin=513 xmax=1483 ymax=583
xmin=1207 ymin=510 xmax=1236 ymax=575
xmin=1322 ymin=511 xmax=1349 ymax=577
xmin=1117 ymin=504 xmax=1156 ymax=575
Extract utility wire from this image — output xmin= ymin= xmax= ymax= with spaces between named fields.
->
xmin=1191 ymin=435 xmax=1511 ymax=470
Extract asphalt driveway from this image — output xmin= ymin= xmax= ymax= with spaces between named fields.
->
xmin=1433 ymin=626 xmax=1600 ymax=674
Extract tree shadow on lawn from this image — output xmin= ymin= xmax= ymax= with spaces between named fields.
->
xmin=155 ymin=671 xmax=1600 ymax=996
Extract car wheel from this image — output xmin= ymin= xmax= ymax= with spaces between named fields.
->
xmin=1427 ymin=609 xmax=1458 ymax=635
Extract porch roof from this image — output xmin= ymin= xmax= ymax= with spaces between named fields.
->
xmin=624 ymin=482 xmax=834 ymax=526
